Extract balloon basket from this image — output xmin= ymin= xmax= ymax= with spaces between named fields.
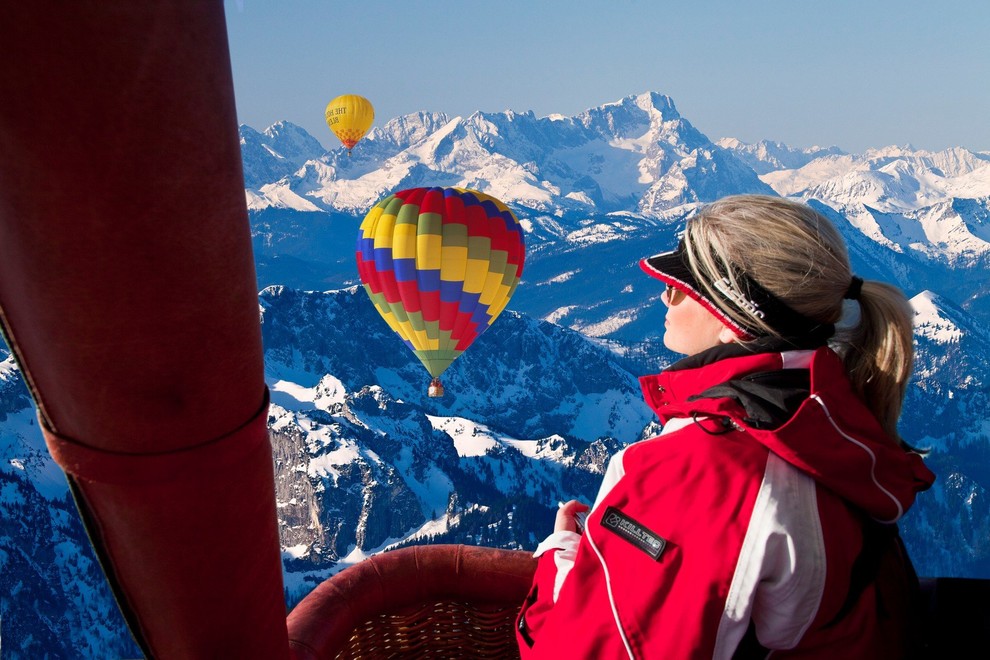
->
xmin=428 ymin=378 xmax=445 ymax=398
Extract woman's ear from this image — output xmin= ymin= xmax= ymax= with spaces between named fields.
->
xmin=718 ymin=327 xmax=737 ymax=344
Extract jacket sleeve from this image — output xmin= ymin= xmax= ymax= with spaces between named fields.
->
xmin=516 ymin=531 xmax=581 ymax=654
xmin=534 ymin=531 xmax=581 ymax=601
xmin=516 ymin=445 xmax=626 ymax=654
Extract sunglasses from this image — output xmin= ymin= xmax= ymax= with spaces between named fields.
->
xmin=663 ymin=284 xmax=687 ymax=306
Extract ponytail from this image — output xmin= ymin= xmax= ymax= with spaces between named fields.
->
xmin=836 ymin=280 xmax=915 ymax=444
xmin=684 ymin=195 xmax=918 ymax=447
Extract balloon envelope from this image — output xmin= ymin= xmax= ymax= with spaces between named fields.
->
xmin=356 ymin=187 xmax=525 ymax=389
xmin=325 ymin=94 xmax=374 ymax=152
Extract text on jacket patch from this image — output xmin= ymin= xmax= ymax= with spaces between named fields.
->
xmin=601 ymin=506 xmax=667 ymax=561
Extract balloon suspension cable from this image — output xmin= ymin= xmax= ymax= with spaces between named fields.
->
xmin=428 ymin=377 xmax=445 ymax=398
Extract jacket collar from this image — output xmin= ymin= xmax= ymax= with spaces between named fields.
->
xmin=639 ymin=341 xmax=799 ymax=421
xmin=638 ymin=343 xmax=936 ymax=521
xmin=666 ymin=336 xmax=819 ymax=372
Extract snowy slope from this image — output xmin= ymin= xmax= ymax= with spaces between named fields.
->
xmin=258 ymin=285 xmax=655 ymax=603
xmin=758 ymin=146 xmax=990 ymax=269
xmin=0 ymin=347 xmax=141 ymax=659
xmin=897 ymin=292 xmax=990 ymax=576
xmin=241 ymin=92 xmax=776 ymax=222
xmin=242 ymin=97 xmax=990 ymax=340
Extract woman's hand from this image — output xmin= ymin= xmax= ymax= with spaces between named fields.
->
xmin=556 ymin=500 xmax=591 ymax=533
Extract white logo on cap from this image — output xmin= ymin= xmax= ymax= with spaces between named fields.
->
xmin=713 ymin=277 xmax=765 ymax=319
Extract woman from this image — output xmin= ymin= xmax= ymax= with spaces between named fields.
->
xmin=515 ymin=195 xmax=935 ymax=658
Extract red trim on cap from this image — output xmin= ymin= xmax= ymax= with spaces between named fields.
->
xmin=639 ymin=258 xmax=754 ymax=340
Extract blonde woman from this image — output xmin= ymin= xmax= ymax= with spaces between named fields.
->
xmin=517 ymin=195 xmax=935 ymax=658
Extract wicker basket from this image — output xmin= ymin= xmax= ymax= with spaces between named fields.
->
xmin=287 ymin=544 xmax=538 ymax=659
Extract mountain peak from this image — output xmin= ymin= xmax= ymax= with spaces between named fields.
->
xmin=241 ymin=90 xmax=776 ymax=219
xmin=912 ymin=291 xmax=960 ymax=342
xmin=264 ymin=120 xmax=310 ymax=138
xmin=239 ymin=121 xmax=328 ymax=189
xmin=586 ymin=91 xmax=682 ymax=127
xmin=640 ymin=91 xmax=679 ymax=114
xmin=911 ymin=290 xmax=990 ymax=346
xmin=864 ymin=144 xmax=918 ymax=159
xmin=717 ymin=137 xmax=845 ymax=174
xmin=369 ymin=111 xmax=452 ymax=149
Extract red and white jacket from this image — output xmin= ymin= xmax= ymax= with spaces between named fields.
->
xmin=516 ymin=345 xmax=935 ymax=659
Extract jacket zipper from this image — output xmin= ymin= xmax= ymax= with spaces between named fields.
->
xmin=585 ymin=523 xmax=637 ymax=659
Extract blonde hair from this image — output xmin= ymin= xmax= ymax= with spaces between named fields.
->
xmin=682 ymin=195 xmax=915 ymax=443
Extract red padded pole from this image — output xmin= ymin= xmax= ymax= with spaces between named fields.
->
xmin=0 ymin=2 xmax=289 ymax=657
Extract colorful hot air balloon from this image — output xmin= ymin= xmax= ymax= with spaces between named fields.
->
xmin=325 ymin=94 xmax=374 ymax=155
xmin=356 ymin=187 xmax=526 ymax=397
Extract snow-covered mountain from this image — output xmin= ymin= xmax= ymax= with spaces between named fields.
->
xmin=240 ymin=120 xmax=329 ymax=190
xmin=233 ymin=93 xmax=990 ymax=588
xmin=744 ymin=145 xmax=990 ymax=322
xmin=715 ymin=138 xmax=846 ymax=175
xmin=261 ymin=286 xmax=651 ymax=445
xmin=1 ymin=348 xmax=142 ymax=658
xmin=897 ymin=292 xmax=990 ymax=576
xmin=259 ymin=286 xmax=655 ymax=601
xmin=240 ymin=93 xmax=990 ymax=336
xmin=0 ymin=289 xmax=657 ymax=652
xmin=242 ymin=92 xmax=776 ymax=225
xmin=757 ymin=146 xmax=990 ymax=211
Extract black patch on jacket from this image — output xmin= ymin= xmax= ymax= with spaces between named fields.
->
xmin=600 ymin=506 xmax=667 ymax=560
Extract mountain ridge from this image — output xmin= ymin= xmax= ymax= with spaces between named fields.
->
xmin=241 ymin=91 xmax=777 ymax=220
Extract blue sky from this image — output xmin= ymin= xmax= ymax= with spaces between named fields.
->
xmin=225 ymin=1 xmax=989 ymax=154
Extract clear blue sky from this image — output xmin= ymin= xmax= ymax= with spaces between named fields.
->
xmin=224 ymin=0 xmax=989 ymax=154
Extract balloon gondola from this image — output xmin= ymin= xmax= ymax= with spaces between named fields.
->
xmin=356 ymin=187 xmax=525 ymax=396
xmin=428 ymin=377 xmax=445 ymax=398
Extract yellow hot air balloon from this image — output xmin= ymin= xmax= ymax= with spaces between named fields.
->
xmin=325 ymin=94 xmax=374 ymax=155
